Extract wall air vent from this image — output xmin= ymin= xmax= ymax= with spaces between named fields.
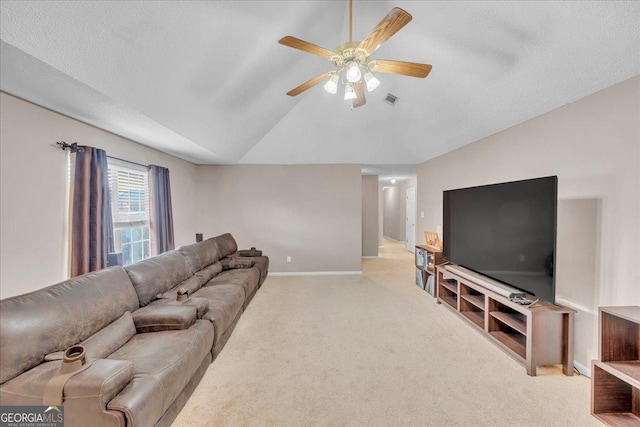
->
xmin=384 ymin=93 xmax=399 ymax=106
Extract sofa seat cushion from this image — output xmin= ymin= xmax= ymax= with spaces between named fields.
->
xmin=212 ymin=309 xmax=242 ymax=359
xmin=204 ymin=268 xmax=260 ymax=304
xmin=193 ymin=284 xmax=244 ymax=346
xmin=230 ymin=252 xmax=268 ymax=284
xmin=107 ymin=320 xmax=213 ymax=422
xmin=248 ymin=255 xmax=269 ymax=285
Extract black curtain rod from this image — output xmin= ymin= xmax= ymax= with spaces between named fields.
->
xmin=56 ymin=141 xmax=84 ymax=152
xmin=106 ymin=155 xmax=148 ymax=169
xmin=56 ymin=141 xmax=148 ymax=168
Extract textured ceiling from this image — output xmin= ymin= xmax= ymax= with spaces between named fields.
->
xmin=1 ymin=1 xmax=639 ymax=167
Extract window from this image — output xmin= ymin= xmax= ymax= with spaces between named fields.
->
xmin=108 ymin=161 xmax=150 ymax=266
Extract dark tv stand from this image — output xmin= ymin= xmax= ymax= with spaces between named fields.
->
xmin=436 ymin=264 xmax=576 ymax=376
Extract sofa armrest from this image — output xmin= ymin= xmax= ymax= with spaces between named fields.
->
xmin=0 ymin=359 xmax=134 ymax=427
xmin=221 ymin=257 xmax=255 ymax=270
xmin=0 ymin=359 xmax=132 ymax=405
xmin=132 ymin=305 xmax=197 ymax=333
xmin=238 ymin=247 xmax=262 ymax=257
xmin=65 ymin=359 xmax=133 ymax=404
xmin=182 ymin=297 xmax=209 ymax=318
xmin=152 ymin=297 xmax=209 ymax=319
xmin=64 ymin=359 xmax=133 ymax=427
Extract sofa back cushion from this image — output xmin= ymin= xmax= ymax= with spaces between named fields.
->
xmin=195 ymin=261 xmax=223 ymax=285
xmin=178 ymin=240 xmax=220 ymax=273
xmin=158 ymin=276 xmax=202 ymax=300
xmin=210 ymin=233 xmax=238 ymax=259
xmin=44 ymin=311 xmax=136 ymax=361
xmin=125 ymin=250 xmax=192 ymax=306
xmin=0 ymin=267 xmax=139 ymax=384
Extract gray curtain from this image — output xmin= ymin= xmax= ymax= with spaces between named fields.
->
xmin=148 ymin=165 xmax=175 ymax=255
xmin=70 ymin=146 xmax=114 ymax=277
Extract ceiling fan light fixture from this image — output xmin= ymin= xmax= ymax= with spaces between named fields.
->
xmin=344 ymin=82 xmax=357 ymax=100
xmin=363 ymin=70 xmax=380 ymax=92
xmin=280 ymin=1 xmax=432 ymax=108
xmin=323 ymin=73 xmax=339 ymax=94
xmin=346 ymin=62 xmax=362 ymax=83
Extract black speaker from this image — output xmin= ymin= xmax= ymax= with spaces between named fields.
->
xmin=107 ymin=252 xmax=123 ymax=267
xmin=195 ymin=233 xmax=203 ymax=242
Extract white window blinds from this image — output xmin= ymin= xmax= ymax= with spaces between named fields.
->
xmin=107 ymin=160 xmax=151 ymax=265
xmin=108 ymin=164 xmax=149 ymax=225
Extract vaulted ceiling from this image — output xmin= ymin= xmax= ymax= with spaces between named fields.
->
xmin=1 ymin=1 xmax=639 ymax=170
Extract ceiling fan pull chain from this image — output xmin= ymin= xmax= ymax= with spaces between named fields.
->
xmin=349 ymin=0 xmax=353 ymax=42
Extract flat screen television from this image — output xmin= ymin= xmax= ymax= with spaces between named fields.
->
xmin=443 ymin=176 xmax=558 ymax=303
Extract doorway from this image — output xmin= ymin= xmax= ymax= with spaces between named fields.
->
xmin=405 ymin=188 xmax=416 ymax=251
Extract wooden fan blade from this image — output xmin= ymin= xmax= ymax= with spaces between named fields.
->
xmin=279 ymin=36 xmax=335 ymax=59
xmin=369 ymin=59 xmax=432 ymax=78
xmin=359 ymin=8 xmax=412 ymax=53
xmin=287 ymin=71 xmax=333 ymax=96
xmin=352 ymin=81 xmax=366 ymax=108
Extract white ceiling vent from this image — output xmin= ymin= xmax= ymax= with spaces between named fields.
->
xmin=384 ymin=93 xmax=399 ymax=106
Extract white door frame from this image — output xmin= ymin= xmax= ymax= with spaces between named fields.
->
xmin=406 ymin=187 xmax=416 ymax=251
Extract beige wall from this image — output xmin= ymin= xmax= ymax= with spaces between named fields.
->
xmin=382 ymin=186 xmax=403 ymax=241
xmin=378 ymin=182 xmax=384 ymax=247
xmin=0 ymin=93 xmax=363 ymax=293
xmin=0 ymin=92 xmax=199 ymax=298
xmin=361 ymin=175 xmax=379 ymax=257
xmin=196 ymin=164 xmax=362 ymax=273
xmin=416 ymin=75 xmax=640 ymax=372
xmin=382 ymin=177 xmax=417 ymax=245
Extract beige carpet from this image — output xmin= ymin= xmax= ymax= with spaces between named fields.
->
xmin=173 ymin=240 xmax=599 ymax=427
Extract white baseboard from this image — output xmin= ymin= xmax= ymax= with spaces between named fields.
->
xmin=269 ymin=271 xmax=363 ymax=277
xmin=573 ymin=360 xmax=591 ymax=378
xmin=554 ymin=295 xmax=595 ymax=378
xmin=555 ymin=295 xmax=598 ymax=316
xmin=383 ymin=237 xmax=404 ymax=243
xmin=362 ymin=256 xmax=378 ymax=259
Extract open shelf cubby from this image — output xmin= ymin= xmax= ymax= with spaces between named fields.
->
xmin=592 ymin=306 xmax=640 ymax=426
xmin=488 ymin=300 xmax=527 ymax=359
xmin=461 ymin=308 xmax=484 ymax=330
xmin=440 ymin=279 xmax=458 ymax=294
xmin=489 ymin=301 xmax=527 ymax=335
xmin=490 ymin=331 xmax=527 ymax=359
xmin=459 ymin=283 xmax=485 ymax=329
xmin=415 ymin=245 xmax=444 ymax=297
xmin=488 ymin=316 xmax=527 ymax=359
xmin=490 ymin=310 xmax=526 ymax=335
xmin=435 ymin=264 xmax=575 ymax=376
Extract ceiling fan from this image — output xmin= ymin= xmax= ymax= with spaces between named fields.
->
xmin=279 ymin=0 xmax=432 ymax=108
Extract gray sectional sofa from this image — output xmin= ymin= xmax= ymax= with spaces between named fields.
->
xmin=0 ymin=233 xmax=268 ymax=427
